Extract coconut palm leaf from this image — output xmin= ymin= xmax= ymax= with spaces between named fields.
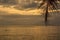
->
xmin=38 ymin=2 xmax=45 ymax=8
xmin=38 ymin=0 xmax=46 ymax=8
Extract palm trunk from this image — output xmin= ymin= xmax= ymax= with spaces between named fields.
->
xmin=45 ymin=2 xmax=48 ymax=25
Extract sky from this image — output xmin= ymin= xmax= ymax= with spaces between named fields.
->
xmin=0 ymin=0 xmax=40 ymax=9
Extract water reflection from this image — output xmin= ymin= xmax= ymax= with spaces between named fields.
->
xmin=0 ymin=26 xmax=59 ymax=40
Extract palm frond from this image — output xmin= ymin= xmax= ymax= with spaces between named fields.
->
xmin=38 ymin=0 xmax=60 ymax=9
xmin=48 ymin=0 xmax=58 ymax=9
xmin=38 ymin=2 xmax=45 ymax=8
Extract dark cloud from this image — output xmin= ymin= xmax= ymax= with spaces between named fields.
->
xmin=0 ymin=0 xmax=17 ymax=5
xmin=0 ymin=0 xmax=39 ymax=9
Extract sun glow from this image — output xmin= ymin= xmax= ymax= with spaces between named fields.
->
xmin=0 ymin=5 xmax=60 ymax=15
xmin=0 ymin=6 xmax=43 ymax=15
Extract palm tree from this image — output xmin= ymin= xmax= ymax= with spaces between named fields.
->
xmin=38 ymin=0 xmax=60 ymax=25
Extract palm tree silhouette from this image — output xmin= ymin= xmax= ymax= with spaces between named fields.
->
xmin=38 ymin=0 xmax=60 ymax=25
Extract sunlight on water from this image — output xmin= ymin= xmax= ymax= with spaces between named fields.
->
xmin=0 ymin=26 xmax=59 ymax=40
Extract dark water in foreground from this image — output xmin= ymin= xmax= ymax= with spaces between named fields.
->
xmin=0 ymin=15 xmax=60 ymax=26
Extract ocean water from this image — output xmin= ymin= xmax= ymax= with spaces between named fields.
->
xmin=0 ymin=26 xmax=60 ymax=40
xmin=0 ymin=15 xmax=60 ymax=40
